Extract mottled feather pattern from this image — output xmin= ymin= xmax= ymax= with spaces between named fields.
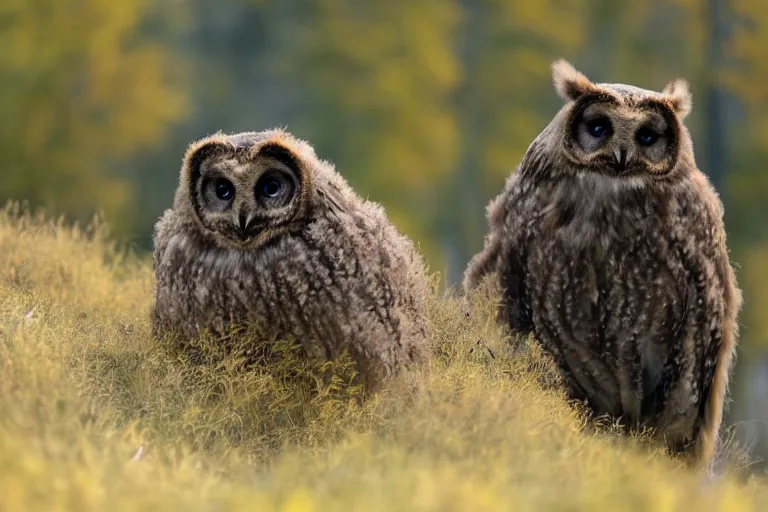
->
xmin=152 ymin=129 xmax=429 ymax=391
xmin=465 ymin=61 xmax=741 ymax=471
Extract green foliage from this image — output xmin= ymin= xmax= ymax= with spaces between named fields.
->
xmin=0 ymin=0 xmax=185 ymax=235
xmin=279 ymin=0 xmax=461 ymax=268
xmin=1 ymin=206 xmax=767 ymax=510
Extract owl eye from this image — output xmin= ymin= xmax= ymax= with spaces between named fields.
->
xmin=585 ymin=117 xmax=612 ymax=139
xmin=256 ymin=170 xmax=295 ymax=206
xmin=261 ymin=178 xmax=282 ymax=198
xmin=636 ymin=127 xmax=660 ymax=146
xmin=214 ymin=179 xmax=235 ymax=201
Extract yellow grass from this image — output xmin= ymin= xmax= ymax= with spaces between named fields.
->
xmin=0 ymin=203 xmax=766 ymax=511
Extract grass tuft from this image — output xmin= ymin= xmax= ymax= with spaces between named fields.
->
xmin=0 ymin=202 xmax=766 ymax=511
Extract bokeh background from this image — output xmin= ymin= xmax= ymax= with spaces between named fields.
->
xmin=3 ymin=0 xmax=768 ymax=465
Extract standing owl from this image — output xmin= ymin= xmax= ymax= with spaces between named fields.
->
xmin=464 ymin=60 xmax=742 ymax=469
xmin=152 ymin=129 xmax=429 ymax=391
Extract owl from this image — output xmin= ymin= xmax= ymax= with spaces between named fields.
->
xmin=464 ymin=60 xmax=742 ymax=469
xmin=152 ymin=129 xmax=429 ymax=391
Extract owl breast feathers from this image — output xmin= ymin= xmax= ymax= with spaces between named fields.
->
xmin=464 ymin=60 xmax=742 ymax=470
xmin=152 ymin=129 xmax=429 ymax=390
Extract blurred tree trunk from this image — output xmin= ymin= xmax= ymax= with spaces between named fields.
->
xmin=443 ymin=1 xmax=487 ymax=285
xmin=584 ymin=0 xmax=619 ymax=78
xmin=702 ymin=0 xmax=728 ymax=194
xmin=456 ymin=1 xmax=488 ymax=278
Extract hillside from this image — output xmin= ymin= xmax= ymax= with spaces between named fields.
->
xmin=0 ymin=203 xmax=766 ymax=511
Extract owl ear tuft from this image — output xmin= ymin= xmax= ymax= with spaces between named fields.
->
xmin=662 ymin=79 xmax=692 ymax=119
xmin=552 ymin=59 xmax=596 ymax=102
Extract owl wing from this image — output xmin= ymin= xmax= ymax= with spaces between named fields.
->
xmin=464 ymin=169 xmax=534 ymax=334
xmin=652 ymin=184 xmax=741 ymax=464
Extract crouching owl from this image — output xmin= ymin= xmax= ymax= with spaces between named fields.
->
xmin=464 ymin=60 xmax=742 ymax=469
xmin=152 ymin=129 xmax=429 ymax=391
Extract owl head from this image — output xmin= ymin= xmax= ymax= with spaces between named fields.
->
xmin=551 ymin=59 xmax=694 ymax=178
xmin=173 ymin=129 xmax=318 ymax=250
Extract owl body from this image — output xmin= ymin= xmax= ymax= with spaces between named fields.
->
xmin=152 ymin=129 xmax=428 ymax=390
xmin=465 ymin=61 xmax=741 ymax=468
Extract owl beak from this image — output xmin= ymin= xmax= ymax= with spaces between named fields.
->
xmin=237 ymin=210 xmax=248 ymax=236
xmin=236 ymin=210 xmax=258 ymax=241
xmin=612 ymin=146 xmax=634 ymax=173
xmin=625 ymin=147 xmax=635 ymax=164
